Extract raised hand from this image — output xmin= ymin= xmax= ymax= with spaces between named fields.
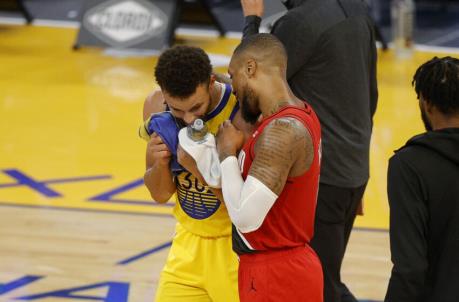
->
xmin=146 ymin=133 xmax=171 ymax=168
xmin=216 ymin=120 xmax=245 ymax=162
xmin=241 ymin=0 xmax=264 ymax=17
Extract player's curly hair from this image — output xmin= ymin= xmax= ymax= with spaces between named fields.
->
xmin=412 ymin=56 xmax=459 ymax=114
xmin=154 ymin=45 xmax=212 ymax=98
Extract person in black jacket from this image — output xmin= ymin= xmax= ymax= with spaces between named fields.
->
xmin=385 ymin=56 xmax=459 ymax=302
xmin=240 ymin=1 xmax=378 ymax=301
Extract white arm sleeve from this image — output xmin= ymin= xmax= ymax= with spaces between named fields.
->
xmin=220 ymin=156 xmax=278 ymax=233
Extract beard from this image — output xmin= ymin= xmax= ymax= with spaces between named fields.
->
xmin=174 ymin=115 xmax=206 ymax=129
xmin=421 ymin=108 xmax=433 ymax=131
xmin=240 ymin=87 xmax=261 ymax=124
xmin=174 ymin=118 xmax=188 ymax=129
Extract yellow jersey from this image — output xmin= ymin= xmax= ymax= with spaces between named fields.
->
xmin=141 ymin=83 xmax=239 ymax=237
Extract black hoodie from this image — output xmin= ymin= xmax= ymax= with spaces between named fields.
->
xmin=281 ymin=0 xmax=306 ymax=9
xmin=385 ymin=128 xmax=459 ymax=302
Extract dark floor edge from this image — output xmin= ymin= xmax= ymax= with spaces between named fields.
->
xmin=0 ymin=201 xmax=174 ymax=218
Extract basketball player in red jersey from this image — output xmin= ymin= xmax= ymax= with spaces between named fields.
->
xmin=216 ymin=33 xmax=324 ymax=302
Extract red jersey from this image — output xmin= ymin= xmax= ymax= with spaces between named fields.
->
xmin=233 ymin=104 xmax=322 ymax=254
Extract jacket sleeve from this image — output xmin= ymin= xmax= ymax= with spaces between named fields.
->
xmin=242 ymin=15 xmax=261 ymax=39
xmin=270 ymin=12 xmax=314 ymax=80
xmin=385 ymin=154 xmax=429 ymax=302
xmin=368 ymin=17 xmax=378 ymax=119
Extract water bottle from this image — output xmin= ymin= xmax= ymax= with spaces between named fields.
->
xmin=391 ymin=0 xmax=415 ymax=59
xmin=187 ymin=119 xmax=209 ymax=143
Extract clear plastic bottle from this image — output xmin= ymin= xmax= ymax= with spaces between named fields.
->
xmin=391 ymin=0 xmax=415 ymax=59
xmin=187 ymin=119 xmax=209 ymax=143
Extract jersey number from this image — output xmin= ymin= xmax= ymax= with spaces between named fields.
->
xmin=182 ymin=172 xmax=207 ymax=193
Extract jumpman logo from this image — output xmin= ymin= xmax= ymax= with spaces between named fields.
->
xmin=250 ymin=278 xmax=257 ymax=292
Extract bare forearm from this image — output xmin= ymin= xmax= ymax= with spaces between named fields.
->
xmin=144 ymin=164 xmax=176 ymax=203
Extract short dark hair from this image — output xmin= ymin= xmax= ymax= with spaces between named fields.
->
xmin=155 ymin=45 xmax=212 ymax=98
xmin=412 ymin=56 xmax=459 ymax=114
xmin=233 ymin=33 xmax=287 ymax=68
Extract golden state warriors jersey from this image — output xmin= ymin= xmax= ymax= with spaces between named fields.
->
xmin=141 ymin=83 xmax=239 ymax=237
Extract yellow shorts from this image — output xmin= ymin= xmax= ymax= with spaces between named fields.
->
xmin=155 ymin=223 xmax=239 ymax=302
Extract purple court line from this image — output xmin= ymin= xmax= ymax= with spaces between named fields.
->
xmin=117 ymin=242 xmax=173 ymax=265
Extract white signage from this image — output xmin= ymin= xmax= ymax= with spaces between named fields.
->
xmin=83 ymin=0 xmax=168 ymax=48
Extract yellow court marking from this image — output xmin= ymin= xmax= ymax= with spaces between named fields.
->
xmin=1 ymin=25 xmax=457 ymax=229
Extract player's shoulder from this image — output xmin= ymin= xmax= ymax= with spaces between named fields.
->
xmin=255 ymin=117 xmax=305 ymax=147
xmin=143 ymin=89 xmax=167 ymax=121
xmin=266 ymin=116 xmax=306 ymax=135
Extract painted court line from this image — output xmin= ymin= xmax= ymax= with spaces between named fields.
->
xmin=0 ymin=202 xmax=173 ymax=218
xmin=117 ymin=242 xmax=173 ymax=265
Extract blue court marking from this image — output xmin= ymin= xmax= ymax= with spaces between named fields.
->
xmin=88 ymin=178 xmax=174 ymax=207
xmin=117 ymin=241 xmax=173 ymax=266
xmin=0 ymin=169 xmax=111 ymax=197
xmin=14 ymin=281 xmax=129 ymax=301
xmin=43 ymin=175 xmax=111 ymax=184
xmin=0 ymin=275 xmax=43 ymax=295
xmin=0 ymin=169 xmax=174 ymax=208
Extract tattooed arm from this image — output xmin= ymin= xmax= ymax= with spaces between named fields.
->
xmin=217 ymin=117 xmax=313 ymax=232
xmin=249 ymin=117 xmax=313 ymax=194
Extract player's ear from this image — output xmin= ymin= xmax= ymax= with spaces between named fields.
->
xmin=209 ymin=74 xmax=216 ymax=88
xmin=246 ymin=59 xmax=257 ymax=78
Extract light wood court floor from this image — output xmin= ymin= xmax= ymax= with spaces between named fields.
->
xmin=1 ymin=24 xmax=457 ymax=301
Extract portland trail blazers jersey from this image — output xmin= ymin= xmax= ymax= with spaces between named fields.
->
xmin=233 ymin=104 xmax=322 ymax=254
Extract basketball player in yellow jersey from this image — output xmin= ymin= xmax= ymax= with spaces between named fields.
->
xmin=140 ymin=45 xmax=250 ymax=302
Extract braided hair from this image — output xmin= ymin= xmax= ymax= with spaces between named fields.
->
xmin=412 ymin=56 xmax=459 ymax=115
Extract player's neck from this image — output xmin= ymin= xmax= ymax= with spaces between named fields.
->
xmin=432 ymin=113 xmax=459 ymax=130
xmin=208 ymin=81 xmax=223 ymax=113
xmin=259 ymin=81 xmax=301 ymax=117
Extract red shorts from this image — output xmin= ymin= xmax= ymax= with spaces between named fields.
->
xmin=238 ymin=245 xmax=323 ymax=302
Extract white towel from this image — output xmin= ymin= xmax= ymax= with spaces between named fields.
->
xmin=178 ymin=128 xmax=222 ymax=188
